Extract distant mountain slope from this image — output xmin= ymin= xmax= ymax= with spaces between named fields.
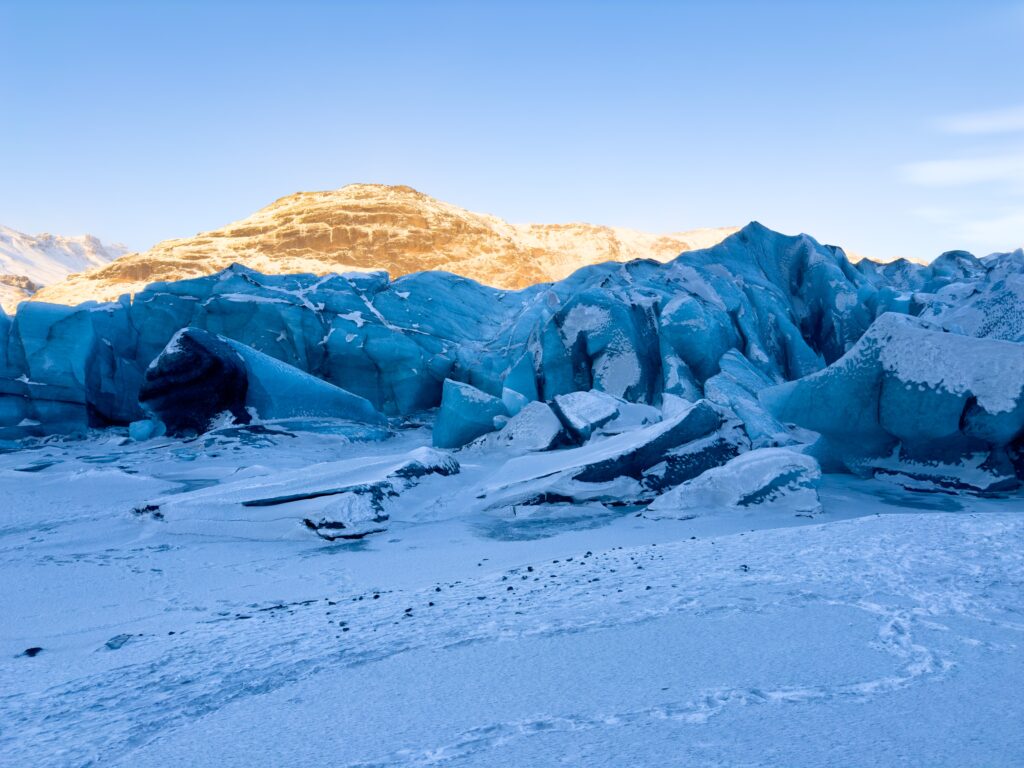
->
xmin=33 ymin=184 xmax=738 ymax=306
xmin=0 ymin=226 xmax=127 ymax=312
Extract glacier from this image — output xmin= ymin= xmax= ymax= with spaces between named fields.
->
xmin=1 ymin=221 xmax=1021 ymax=494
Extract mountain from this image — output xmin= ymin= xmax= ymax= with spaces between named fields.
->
xmin=0 ymin=226 xmax=127 ymax=312
xmin=32 ymin=184 xmax=737 ymax=306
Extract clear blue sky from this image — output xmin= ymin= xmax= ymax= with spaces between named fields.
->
xmin=2 ymin=0 xmax=1023 ymax=261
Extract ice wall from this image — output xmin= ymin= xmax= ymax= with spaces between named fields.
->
xmin=1 ymin=222 xmax=1021 ymax=489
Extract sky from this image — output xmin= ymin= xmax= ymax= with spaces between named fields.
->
xmin=2 ymin=0 xmax=1023 ymax=262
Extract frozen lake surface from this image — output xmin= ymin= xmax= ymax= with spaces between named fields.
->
xmin=1 ymin=426 xmax=1022 ymax=767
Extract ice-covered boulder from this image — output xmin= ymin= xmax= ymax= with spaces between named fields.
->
xmin=475 ymin=398 xmax=740 ymax=511
xmin=472 ymin=400 xmax=565 ymax=452
xmin=298 ymin=448 xmax=460 ymax=540
xmin=860 ymin=445 xmax=1018 ymax=495
xmin=301 ymin=492 xmax=391 ymax=541
xmin=641 ymin=416 xmax=750 ymax=492
xmin=762 ymin=313 xmax=1024 ymax=490
xmin=478 ymin=471 xmax=644 ymax=514
xmin=573 ymin=398 xmax=730 ymax=483
xmin=646 ymin=448 xmax=822 ymax=517
xmin=432 ymin=379 xmax=508 ymax=449
xmin=151 ymin=446 xmax=459 ymax=540
xmin=551 ymin=390 xmax=621 ymax=442
xmin=598 ymin=399 xmax=662 ymax=435
xmin=140 ymin=328 xmax=385 ymax=436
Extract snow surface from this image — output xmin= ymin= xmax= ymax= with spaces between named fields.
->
xmin=875 ymin=313 xmax=1024 ymax=414
xmin=0 ymin=225 xmax=126 ymax=311
xmin=1 ymin=424 xmax=1022 ymax=766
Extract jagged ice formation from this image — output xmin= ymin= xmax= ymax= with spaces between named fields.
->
xmin=2 ymin=222 xmax=1022 ymax=498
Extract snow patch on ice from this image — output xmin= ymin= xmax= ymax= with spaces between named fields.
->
xmin=876 ymin=314 xmax=1024 ymax=414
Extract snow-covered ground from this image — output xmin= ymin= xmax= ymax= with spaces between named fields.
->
xmin=1 ymin=425 xmax=1021 ymax=767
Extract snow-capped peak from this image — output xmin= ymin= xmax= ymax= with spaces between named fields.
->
xmin=0 ymin=224 xmax=128 ymax=311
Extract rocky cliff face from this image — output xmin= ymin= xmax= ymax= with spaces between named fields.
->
xmin=33 ymin=184 xmax=736 ymax=306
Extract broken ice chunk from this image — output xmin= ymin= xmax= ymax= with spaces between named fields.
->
xmin=433 ymin=379 xmax=508 ymax=449
xmin=646 ymin=448 xmax=822 ymax=518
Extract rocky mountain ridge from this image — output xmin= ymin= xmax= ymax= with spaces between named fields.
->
xmin=31 ymin=184 xmax=737 ymax=306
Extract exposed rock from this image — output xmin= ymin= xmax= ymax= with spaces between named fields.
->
xmin=472 ymin=400 xmax=565 ymax=453
xmin=573 ymin=399 xmax=728 ymax=483
xmin=0 ymin=275 xmax=40 ymax=314
xmin=641 ymin=417 xmax=750 ymax=492
xmin=475 ymin=398 xmax=735 ymax=512
xmin=242 ymin=447 xmax=459 ymax=541
xmin=0 ymin=225 xmax=126 ymax=313
xmin=34 ymin=184 xmax=737 ymax=305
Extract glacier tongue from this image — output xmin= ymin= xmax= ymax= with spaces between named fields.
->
xmin=1 ymin=221 xmax=1022 ymax=494
xmin=0 ymin=223 xmax=873 ymax=437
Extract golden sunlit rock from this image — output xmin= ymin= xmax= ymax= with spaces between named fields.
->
xmin=33 ymin=184 xmax=737 ymax=306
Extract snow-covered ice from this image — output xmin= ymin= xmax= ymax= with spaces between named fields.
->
xmin=1 ymin=423 xmax=1022 ymax=766
xmin=645 ymin=447 xmax=822 ymax=518
xmin=3 ymin=222 xmax=1023 ymax=493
